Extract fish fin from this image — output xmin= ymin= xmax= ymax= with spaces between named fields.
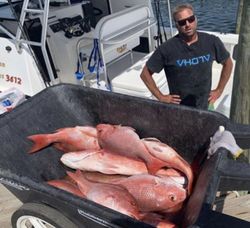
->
xmin=47 ymin=179 xmax=84 ymax=198
xmin=175 ymin=157 xmax=193 ymax=196
xmin=76 ymin=126 xmax=98 ymax=137
xmin=186 ymin=181 xmax=193 ymax=196
xmin=54 ymin=128 xmax=68 ymax=132
xmin=27 ymin=134 xmax=51 ymax=153
xmin=146 ymin=158 xmax=167 ymax=175
xmin=66 ymin=170 xmax=79 ymax=182
xmin=47 ymin=179 xmax=70 ymax=186
xmin=66 ymin=170 xmax=89 ymax=195
xmin=53 ymin=143 xmax=65 ymax=151
xmin=66 ymin=170 xmax=87 ymax=183
xmin=142 ymin=137 xmax=161 ymax=142
xmin=64 ymin=174 xmax=77 ymax=184
xmin=123 ymin=126 xmax=136 ymax=131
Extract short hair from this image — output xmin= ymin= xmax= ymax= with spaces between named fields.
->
xmin=172 ymin=3 xmax=194 ymax=21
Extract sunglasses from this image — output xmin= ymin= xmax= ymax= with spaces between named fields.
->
xmin=176 ymin=15 xmax=196 ymax=26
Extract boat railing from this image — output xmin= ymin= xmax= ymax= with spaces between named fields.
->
xmin=0 ymin=0 xmax=56 ymax=84
xmin=90 ymin=5 xmax=156 ymax=90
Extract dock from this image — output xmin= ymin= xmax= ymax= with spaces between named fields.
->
xmin=1 ymin=183 xmax=250 ymax=227
xmin=214 ymin=191 xmax=250 ymax=222
xmin=0 ymin=184 xmax=22 ymax=227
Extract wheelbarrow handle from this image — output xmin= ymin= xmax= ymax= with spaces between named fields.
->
xmin=217 ymin=151 xmax=250 ymax=191
xmin=228 ymin=122 xmax=250 ymax=149
xmin=195 ymin=205 xmax=250 ymax=228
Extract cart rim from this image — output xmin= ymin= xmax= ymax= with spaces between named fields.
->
xmin=16 ymin=215 xmax=56 ymax=228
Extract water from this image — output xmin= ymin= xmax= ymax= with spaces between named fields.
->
xmin=155 ymin=0 xmax=240 ymax=33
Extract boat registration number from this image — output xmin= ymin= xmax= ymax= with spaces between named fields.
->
xmin=0 ymin=74 xmax=22 ymax=85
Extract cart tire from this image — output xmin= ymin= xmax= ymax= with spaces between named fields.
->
xmin=11 ymin=202 xmax=78 ymax=228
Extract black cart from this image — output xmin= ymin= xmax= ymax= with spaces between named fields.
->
xmin=1 ymin=84 xmax=250 ymax=228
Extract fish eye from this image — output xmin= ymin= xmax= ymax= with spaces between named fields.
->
xmin=169 ymin=194 xmax=177 ymax=201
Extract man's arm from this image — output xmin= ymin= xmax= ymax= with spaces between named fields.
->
xmin=140 ymin=65 xmax=181 ymax=104
xmin=209 ymin=57 xmax=233 ymax=103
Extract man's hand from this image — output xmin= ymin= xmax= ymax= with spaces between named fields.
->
xmin=159 ymin=94 xmax=181 ymax=104
xmin=209 ymin=57 xmax=233 ymax=104
xmin=208 ymin=88 xmax=223 ymax=104
xmin=207 ymin=126 xmax=243 ymax=159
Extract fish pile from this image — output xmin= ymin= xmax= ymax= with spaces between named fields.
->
xmin=28 ymin=124 xmax=194 ymax=228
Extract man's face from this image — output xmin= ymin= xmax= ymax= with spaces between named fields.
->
xmin=175 ymin=9 xmax=197 ymax=37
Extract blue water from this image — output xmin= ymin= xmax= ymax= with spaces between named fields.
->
xmin=155 ymin=0 xmax=239 ymax=33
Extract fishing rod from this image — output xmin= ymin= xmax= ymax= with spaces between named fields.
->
xmin=153 ymin=0 xmax=162 ymax=46
xmin=152 ymin=0 xmax=173 ymax=46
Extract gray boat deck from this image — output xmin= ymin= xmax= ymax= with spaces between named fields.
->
xmin=1 ymin=183 xmax=250 ymax=227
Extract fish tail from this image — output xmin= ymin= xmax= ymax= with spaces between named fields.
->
xmin=27 ymin=134 xmax=52 ymax=153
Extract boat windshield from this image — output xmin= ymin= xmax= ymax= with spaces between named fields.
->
xmin=0 ymin=0 xmax=23 ymax=37
xmin=0 ymin=0 xmax=23 ymax=19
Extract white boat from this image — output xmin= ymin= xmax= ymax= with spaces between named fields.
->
xmin=0 ymin=0 xmax=238 ymax=117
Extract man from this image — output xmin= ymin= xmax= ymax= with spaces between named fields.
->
xmin=140 ymin=3 xmax=233 ymax=109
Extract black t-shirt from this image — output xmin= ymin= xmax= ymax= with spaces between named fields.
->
xmin=146 ymin=32 xmax=230 ymax=109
